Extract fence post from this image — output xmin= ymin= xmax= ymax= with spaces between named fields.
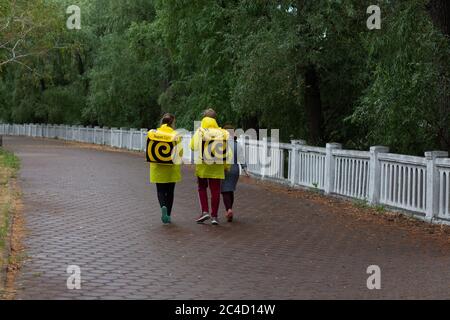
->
xmin=239 ymin=135 xmax=248 ymax=166
xmin=87 ymin=126 xmax=92 ymax=143
xmin=110 ymin=128 xmax=115 ymax=147
xmin=368 ymin=146 xmax=390 ymax=205
xmin=141 ymin=129 xmax=148 ymax=152
xmin=290 ymin=140 xmax=306 ymax=186
xmin=425 ymin=151 xmax=448 ymax=221
xmin=93 ymin=126 xmax=99 ymax=144
xmin=324 ymin=143 xmax=342 ymax=194
xmin=129 ymin=128 xmax=135 ymax=150
xmin=261 ymin=138 xmax=268 ymax=179
xmin=119 ymin=128 xmax=123 ymax=149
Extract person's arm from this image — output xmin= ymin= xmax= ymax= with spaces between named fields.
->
xmin=177 ymin=139 xmax=184 ymax=160
xmin=224 ymin=138 xmax=233 ymax=171
xmin=237 ymin=141 xmax=250 ymax=176
xmin=190 ymin=129 xmax=200 ymax=151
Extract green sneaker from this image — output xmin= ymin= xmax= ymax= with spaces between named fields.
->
xmin=161 ymin=206 xmax=170 ymax=224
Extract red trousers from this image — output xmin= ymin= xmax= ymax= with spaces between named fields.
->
xmin=197 ymin=178 xmax=221 ymax=217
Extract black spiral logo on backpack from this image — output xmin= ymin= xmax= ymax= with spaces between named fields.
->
xmin=202 ymin=139 xmax=227 ymax=164
xmin=147 ymin=139 xmax=176 ymax=164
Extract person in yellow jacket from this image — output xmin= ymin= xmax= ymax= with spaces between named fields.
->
xmin=190 ymin=108 xmax=230 ymax=225
xmin=148 ymin=114 xmax=182 ymax=224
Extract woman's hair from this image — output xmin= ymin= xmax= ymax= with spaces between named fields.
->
xmin=161 ymin=113 xmax=175 ymax=127
xmin=203 ymin=108 xmax=217 ymax=119
xmin=223 ymin=124 xmax=235 ymax=130
xmin=223 ymin=124 xmax=237 ymax=140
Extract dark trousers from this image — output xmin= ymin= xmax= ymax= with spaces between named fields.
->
xmin=156 ymin=183 xmax=176 ymax=216
xmin=221 ymin=191 xmax=234 ymax=211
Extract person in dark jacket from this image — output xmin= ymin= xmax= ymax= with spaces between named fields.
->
xmin=221 ymin=125 xmax=249 ymax=222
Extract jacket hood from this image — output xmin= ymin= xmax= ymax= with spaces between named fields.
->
xmin=148 ymin=124 xmax=177 ymax=140
xmin=201 ymin=117 xmax=219 ymax=129
xmin=158 ymin=124 xmax=174 ymax=132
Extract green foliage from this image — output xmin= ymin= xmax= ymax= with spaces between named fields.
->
xmin=0 ymin=148 xmax=19 ymax=268
xmin=0 ymin=0 xmax=64 ymax=69
xmin=0 ymin=148 xmax=20 ymax=170
xmin=353 ymin=198 xmax=370 ymax=209
xmin=375 ymin=205 xmax=386 ymax=214
xmin=351 ymin=0 xmax=450 ymax=154
xmin=0 ymin=0 xmax=449 ymax=155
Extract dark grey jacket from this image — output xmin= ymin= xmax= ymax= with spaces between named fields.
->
xmin=221 ymin=139 xmax=247 ymax=192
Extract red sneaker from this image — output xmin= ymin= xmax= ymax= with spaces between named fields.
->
xmin=225 ymin=209 xmax=233 ymax=222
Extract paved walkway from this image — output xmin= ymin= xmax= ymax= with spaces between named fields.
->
xmin=4 ymin=136 xmax=450 ymax=299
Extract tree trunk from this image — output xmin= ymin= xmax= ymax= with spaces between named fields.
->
xmin=241 ymin=115 xmax=259 ymax=134
xmin=294 ymin=0 xmax=324 ymax=145
xmin=427 ymin=0 xmax=450 ymax=151
xmin=76 ymin=52 xmax=84 ymax=75
xmin=304 ymin=65 xmax=324 ymax=145
xmin=40 ymin=79 xmax=46 ymax=92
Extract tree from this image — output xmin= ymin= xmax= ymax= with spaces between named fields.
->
xmin=426 ymin=0 xmax=450 ymax=151
xmin=84 ymin=0 xmax=163 ymax=128
xmin=351 ymin=0 xmax=450 ymax=154
xmin=0 ymin=0 xmax=61 ymax=71
xmin=1 ymin=0 xmax=449 ymax=156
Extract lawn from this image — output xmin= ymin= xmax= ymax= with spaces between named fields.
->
xmin=0 ymin=148 xmax=20 ymax=289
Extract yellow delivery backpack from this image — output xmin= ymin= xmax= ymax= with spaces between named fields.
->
xmin=198 ymin=127 xmax=230 ymax=165
xmin=146 ymin=129 xmax=182 ymax=164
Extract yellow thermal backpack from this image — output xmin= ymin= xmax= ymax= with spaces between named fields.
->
xmin=146 ymin=130 xmax=181 ymax=164
xmin=198 ymin=127 xmax=229 ymax=164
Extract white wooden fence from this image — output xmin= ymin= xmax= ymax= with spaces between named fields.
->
xmin=2 ymin=123 xmax=450 ymax=224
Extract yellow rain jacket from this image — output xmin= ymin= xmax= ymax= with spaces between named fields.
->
xmin=149 ymin=124 xmax=182 ymax=184
xmin=189 ymin=117 xmax=230 ymax=179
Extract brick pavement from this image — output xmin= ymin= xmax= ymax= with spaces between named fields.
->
xmin=4 ymin=136 xmax=450 ymax=299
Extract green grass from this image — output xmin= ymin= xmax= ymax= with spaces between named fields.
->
xmin=353 ymin=198 xmax=387 ymax=214
xmin=0 ymin=148 xmax=20 ymax=171
xmin=0 ymin=148 xmax=19 ymax=272
xmin=308 ymin=182 xmax=321 ymax=193
xmin=0 ymin=204 xmax=10 ymax=250
xmin=374 ymin=204 xmax=386 ymax=214
xmin=353 ymin=198 xmax=370 ymax=209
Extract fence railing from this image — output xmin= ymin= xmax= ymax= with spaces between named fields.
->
xmin=2 ymin=123 xmax=450 ymax=224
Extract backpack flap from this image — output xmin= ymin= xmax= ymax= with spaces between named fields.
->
xmin=147 ymin=130 xmax=180 ymax=164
